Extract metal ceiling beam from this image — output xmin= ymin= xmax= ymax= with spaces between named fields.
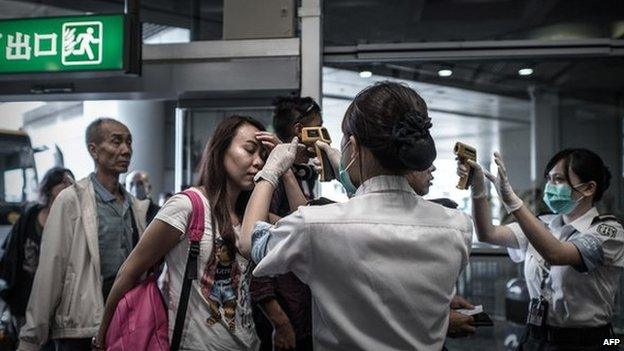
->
xmin=324 ymin=39 xmax=624 ymax=63
xmin=143 ymin=38 xmax=299 ymax=61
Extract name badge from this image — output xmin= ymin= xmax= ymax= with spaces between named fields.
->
xmin=527 ymin=298 xmax=548 ymax=327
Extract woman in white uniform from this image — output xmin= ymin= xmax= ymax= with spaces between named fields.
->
xmin=239 ymin=82 xmax=474 ymax=351
xmin=458 ymin=148 xmax=623 ymax=350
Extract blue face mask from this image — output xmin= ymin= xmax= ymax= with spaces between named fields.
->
xmin=339 ymin=140 xmax=358 ymax=197
xmin=542 ymin=182 xmax=585 ymax=215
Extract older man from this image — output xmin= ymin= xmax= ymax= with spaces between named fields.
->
xmin=19 ymin=118 xmax=148 ymax=351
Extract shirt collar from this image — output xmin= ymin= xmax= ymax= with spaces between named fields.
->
xmin=549 ymin=207 xmax=599 ymax=233
xmin=354 ymin=175 xmax=415 ymax=197
xmin=90 ymin=173 xmax=127 ymax=203
xmin=569 ymin=207 xmax=599 ymax=233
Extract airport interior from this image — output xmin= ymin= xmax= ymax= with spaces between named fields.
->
xmin=0 ymin=1 xmax=623 ymax=350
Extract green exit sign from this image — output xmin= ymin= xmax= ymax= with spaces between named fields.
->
xmin=0 ymin=14 xmax=129 ymax=74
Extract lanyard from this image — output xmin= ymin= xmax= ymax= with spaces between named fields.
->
xmin=527 ymin=242 xmax=552 ymax=300
xmin=530 ymin=224 xmax=579 ymax=300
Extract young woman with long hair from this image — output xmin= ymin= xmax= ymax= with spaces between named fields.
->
xmin=94 ymin=115 xmax=303 ymax=350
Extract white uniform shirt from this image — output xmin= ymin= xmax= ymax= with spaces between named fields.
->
xmin=506 ymin=207 xmax=624 ymax=327
xmin=155 ymin=188 xmax=259 ymax=351
xmin=251 ymin=175 xmax=473 ymax=351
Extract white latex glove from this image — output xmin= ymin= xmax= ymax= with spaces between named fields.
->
xmin=484 ymin=152 xmax=523 ymax=213
xmin=314 ymin=140 xmax=341 ymax=175
xmin=254 ymin=137 xmax=300 ymax=188
xmin=457 ymin=159 xmax=487 ymax=199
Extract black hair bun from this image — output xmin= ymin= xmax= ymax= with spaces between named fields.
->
xmin=392 ymin=110 xmax=437 ymax=171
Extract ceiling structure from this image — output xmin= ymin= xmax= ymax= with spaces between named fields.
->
xmin=2 ymin=0 xmax=621 ymax=102
xmin=0 ymin=0 xmax=619 ymax=199
xmin=321 ymin=0 xmax=624 ymax=102
xmin=323 ymin=0 xmax=624 ymax=45
xmin=5 ymin=0 xmax=621 ymax=43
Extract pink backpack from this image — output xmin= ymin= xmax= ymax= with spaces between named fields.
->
xmin=106 ymin=189 xmax=205 ymax=351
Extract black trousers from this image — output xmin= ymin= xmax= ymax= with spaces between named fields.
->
xmin=516 ymin=324 xmax=620 ymax=351
xmin=48 ymin=338 xmax=91 ymax=351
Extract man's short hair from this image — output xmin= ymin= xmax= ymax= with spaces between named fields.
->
xmin=85 ymin=117 xmax=122 ymax=146
xmin=272 ymin=96 xmax=321 ymax=141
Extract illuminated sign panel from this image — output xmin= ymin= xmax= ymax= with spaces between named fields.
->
xmin=0 ymin=14 xmax=126 ymax=74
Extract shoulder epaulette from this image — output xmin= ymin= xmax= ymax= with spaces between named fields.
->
xmin=591 ymin=214 xmax=623 ymax=227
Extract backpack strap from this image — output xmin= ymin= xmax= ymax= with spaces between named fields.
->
xmin=170 ymin=189 xmax=205 ymax=351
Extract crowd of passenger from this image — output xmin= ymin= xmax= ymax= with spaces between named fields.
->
xmin=0 ymin=81 xmax=621 ymax=351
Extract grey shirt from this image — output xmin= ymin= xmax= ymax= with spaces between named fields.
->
xmin=90 ymin=173 xmax=135 ymax=281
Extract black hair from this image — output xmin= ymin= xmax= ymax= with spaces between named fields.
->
xmin=543 ymin=148 xmax=611 ymax=203
xmin=341 ymin=81 xmax=436 ymax=172
xmin=85 ymin=117 xmax=123 ymax=146
xmin=39 ymin=167 xmax=74 ymax=206
xmin=272 ymin=96 xmax=321 ymax=142
xmin=196 ymin=115 xmax=266 ymax=255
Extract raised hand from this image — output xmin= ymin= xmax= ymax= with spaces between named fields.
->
xmin=254 ymin=137 xmax=301 ymax=188
xmin=255 ymin=131 xmax=282 ymax=151
xmin=457 ymin=159 xmax=487 ymax=199
xmin=314 ymin=140 xmax=341 ymax=174
xmin=484 ymin=152 xmax=523 ymax=213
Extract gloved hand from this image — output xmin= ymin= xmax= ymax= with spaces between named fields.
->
xmin=457 ymin=159 xmax=488 ymax=199
xmin=484 ymin=152 xmax=523 ymax=213
xmin=254 ymin=137 xmax=300 ymax=188
xmin=314 ymin=140 xmax=341 ymax=175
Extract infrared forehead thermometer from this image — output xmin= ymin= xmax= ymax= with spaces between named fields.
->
xmin=300 ymin=126 xmax=336 ymax=182
xmin=454 ymin=142 xmax=477 ymax=190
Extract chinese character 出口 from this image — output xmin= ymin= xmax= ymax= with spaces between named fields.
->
xmin=6 ymin=32 xmax=31 ymax=60
xmin=34 ymin=33 xmax=58 ymax=57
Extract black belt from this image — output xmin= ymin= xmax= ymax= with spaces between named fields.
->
xmin=528 ymin=323 xmax=614 ymax=347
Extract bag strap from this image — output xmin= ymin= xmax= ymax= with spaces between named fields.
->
xmin=128 ymin=203 xmax=139 ymax=247
xmin=170 ymin=189 xmax=205 ymax=351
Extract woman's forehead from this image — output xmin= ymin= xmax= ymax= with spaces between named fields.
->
xmin=549 ymin=158 xmax=580 ymax=180
xmin=549 ymin=159 xmax=566 ymax=174
xmin=234 ymin=124 xmax=261 ymax=141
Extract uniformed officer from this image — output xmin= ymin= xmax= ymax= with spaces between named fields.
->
xmin=240 ymin=82 xmax=474 ymax=350
xmin=458 ymin=148 xmax=622 ymax=350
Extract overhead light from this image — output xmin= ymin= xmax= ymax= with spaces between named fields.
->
xmin=359 ymin=70 xmax=372 ymax=78
xmin=437 ymin=69 xmax=453 ymax=77
xmin=518 ymin=68 xmax=534 ymax=76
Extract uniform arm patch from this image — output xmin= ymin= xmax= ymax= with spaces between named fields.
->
xmin=569 ymin=234 xmax=604 ymax=273
xmin=597 ymin=223 xmax=618 ymax=238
